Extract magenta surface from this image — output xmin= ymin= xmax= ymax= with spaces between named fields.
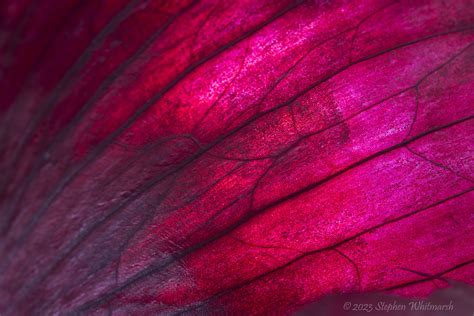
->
xmin=0 ymin=0 xmax=473 ymax=315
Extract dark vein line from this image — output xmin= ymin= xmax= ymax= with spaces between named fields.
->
xmin=0 ymin=0 xmax=141 ymax=235
xmin=404 ymin=87 xmax=420 ymax=141
xmin=189 ymin=3 xmax=220 ymax=56
xmin=68 ymin=25 xmax=474 ymax=316
xmin=398 ymin=266 xmax=464 ymax=290
xmin=180 ymin=193 xmax=251 ymax=247
xmin=398 ymin=267 xmax=449 ymax=284
xmin=248 ymin=159 xmax=279 ymax=209
xmin=224 ymin=22 xmax=474 ymax=134
xmin=242 ymin=89 xmax=416 ymax=209
xmin=211 ymin=87 xmax=412 ymax=162
xmin=84 ymin=161 xmax=247 ymax=281
xmin=332 ymin=248 xmax=362 ymax=292
xmin=191 ymin=42 xmax=250 ymax=134
xmin=238 ymin=116 xmax=473 ymax=230
xmin=257 ymin=185 xmax=472 ymax=262
xmin=406 ymin=146 xmax=474 ymax=183
xmin=384 ymin=259 xmax=474 ymax=291
xmin=81 ymin=134 xmax=202 ymax=198
xmin=347 ymin=0 xmax=398 ymax=63
xmin=229 ymin=235 xmax=303 ymax=253
xmin=289 ymin=102 xmax=302 ymax=137
xmin=209 ymin=39 xmax=471 ymax=173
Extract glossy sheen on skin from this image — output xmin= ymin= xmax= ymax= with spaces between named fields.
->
xmin=0 ymin=0 xmax=473 ymax=315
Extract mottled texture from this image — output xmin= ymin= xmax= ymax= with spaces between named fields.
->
xmin=0 ymin=0 xmax=473 ymax=315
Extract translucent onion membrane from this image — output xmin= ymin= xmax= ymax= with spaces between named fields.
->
xmin=0 ymin=0 xmax=473 ymax=314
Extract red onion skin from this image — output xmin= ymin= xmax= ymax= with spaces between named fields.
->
xmin=0 ymin=0 xmax=473 ymax=314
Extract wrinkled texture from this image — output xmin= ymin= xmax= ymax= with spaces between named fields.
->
xmin=0 ymin=0 xmax=473 ymax=315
